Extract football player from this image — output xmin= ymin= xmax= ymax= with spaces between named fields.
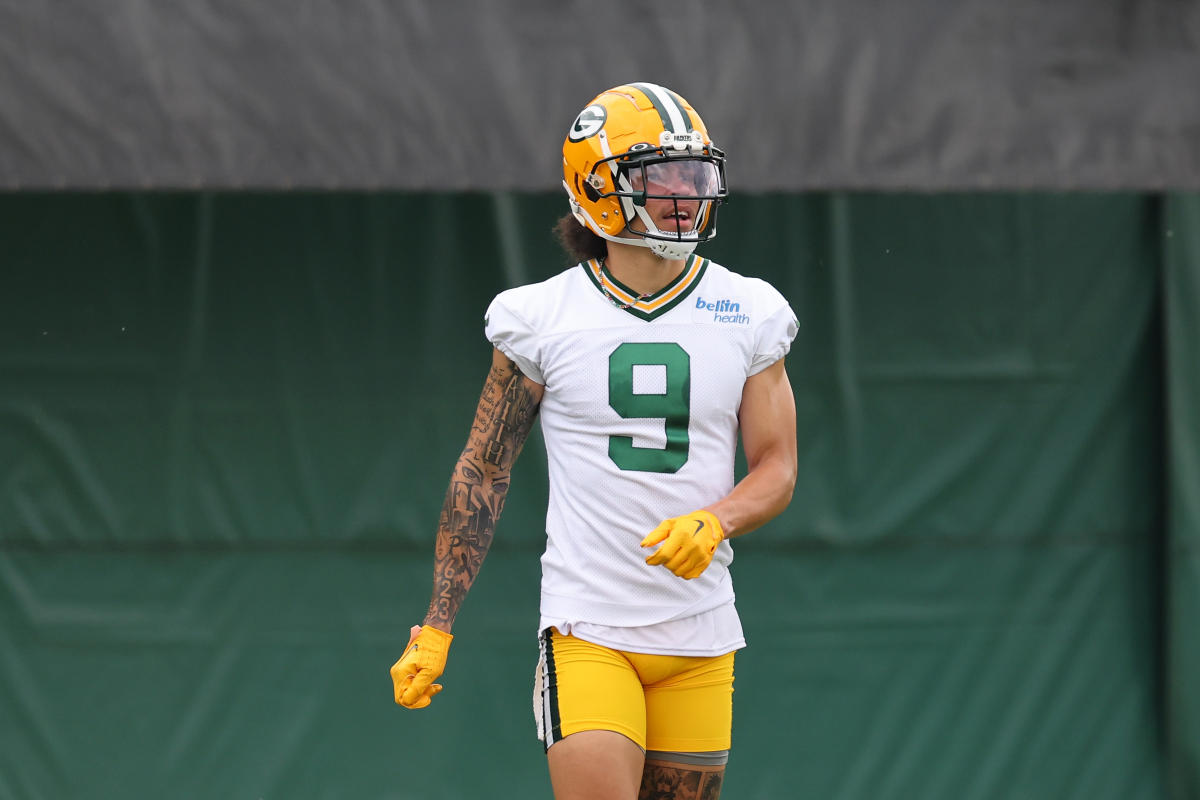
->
xmin=392 ymin=82 xmax=799 ymax=800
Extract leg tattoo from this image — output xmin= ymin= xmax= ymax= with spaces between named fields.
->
xmin=638 ymin=760 xmax=724 ymax=800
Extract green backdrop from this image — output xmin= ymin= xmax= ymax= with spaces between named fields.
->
xmin=0 ymin=192 xmax=1195 ymax=799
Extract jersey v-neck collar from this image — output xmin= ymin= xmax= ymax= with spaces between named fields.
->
xmin=581 ymin=254 xmax=709 ymax=322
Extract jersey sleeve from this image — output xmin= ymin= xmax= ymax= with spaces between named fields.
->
xmin=749 ymin=282 xmax=799 ymax=376
xmin=484 ymin=292 xmax=545 ymax=384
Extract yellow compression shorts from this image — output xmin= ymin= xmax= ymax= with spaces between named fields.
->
xmin=534 ymin=628 xmax=735 ymax=753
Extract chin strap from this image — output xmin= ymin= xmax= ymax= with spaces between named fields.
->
xmin=646 ymin=238 xmax=698 ymax=260
xmin=598 ymin=226 xmax=697 ymax=260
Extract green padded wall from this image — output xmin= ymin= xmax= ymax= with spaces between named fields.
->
xmin=0 ymin=192 xmax=1182 ymax=798
xmin=1166 ymin=194 xmax=1200 ymax=800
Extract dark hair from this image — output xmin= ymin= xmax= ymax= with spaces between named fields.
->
xmin=554 ymin=213 xmax=608 ymax=264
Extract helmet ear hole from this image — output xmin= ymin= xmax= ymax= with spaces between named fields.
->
xmin=576 ymin=173 xmax=601 ymax=202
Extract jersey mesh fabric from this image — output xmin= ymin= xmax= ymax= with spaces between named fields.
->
xmin=486 ymin=259 xmax=798 ymax=647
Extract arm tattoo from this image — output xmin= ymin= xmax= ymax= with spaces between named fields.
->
xmin=424 ymin=357 xmax=540 ymax=629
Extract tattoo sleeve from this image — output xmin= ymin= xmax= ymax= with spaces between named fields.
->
xmin=423 ymin=357 xmax=540 ymax=630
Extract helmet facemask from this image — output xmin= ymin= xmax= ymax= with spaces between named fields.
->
xmin=591 ymin=143 xmax=726 ymax=260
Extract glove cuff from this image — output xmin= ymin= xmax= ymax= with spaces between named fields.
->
xmin=419 ymin=625 xmax=454 ymax=645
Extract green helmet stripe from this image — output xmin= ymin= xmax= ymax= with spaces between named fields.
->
xmin=628 ymin=82 xmax=694 ymax=135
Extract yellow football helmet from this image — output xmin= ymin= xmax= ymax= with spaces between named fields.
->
xmin=562 ymin=82 xmax=727 ymax=260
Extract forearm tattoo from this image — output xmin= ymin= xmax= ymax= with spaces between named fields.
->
xmin=424 ymin=358 xmax=540 ymax=629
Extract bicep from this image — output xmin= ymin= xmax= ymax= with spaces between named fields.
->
xmin=738 ymin=358 xmax=797 ymax=471
xmin=466 ymin=347 xmax=544 ymax=471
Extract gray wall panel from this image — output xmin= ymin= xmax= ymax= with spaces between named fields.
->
xmin=1 ymin=0 xmax=1197 ymax=190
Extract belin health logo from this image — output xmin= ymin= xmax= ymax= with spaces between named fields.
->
xmin=695 ymin=296 xmax=750 ymax=325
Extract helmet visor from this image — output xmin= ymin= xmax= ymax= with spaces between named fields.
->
xmin=626 ymin=158 xmax=722 ymax=199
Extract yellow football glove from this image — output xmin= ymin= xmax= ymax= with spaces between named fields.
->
xmin=640 ymin=510 xmax=725 ymax=580
xmin=390 ymin=624 xmax=453 ymax=709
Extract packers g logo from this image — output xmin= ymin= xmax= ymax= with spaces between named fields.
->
xmin=568 ymin=104 xmax=607 ymax=142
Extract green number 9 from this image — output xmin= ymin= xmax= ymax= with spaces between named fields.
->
xmin=608 ymin=342 xmax=691 ymax=473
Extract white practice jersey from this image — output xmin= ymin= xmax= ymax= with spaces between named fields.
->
xmin=485 ymin=255 xmax=798 ymax=633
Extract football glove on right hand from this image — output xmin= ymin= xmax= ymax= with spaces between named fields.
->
xmin=390 ymin=624 xmax=453 ymax=709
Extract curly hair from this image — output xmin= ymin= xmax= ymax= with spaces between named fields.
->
xmin=554 ymin=213 xmax=608 ymax=264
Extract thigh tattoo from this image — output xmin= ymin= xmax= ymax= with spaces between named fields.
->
xmin=638 ymin=759 xmax=725 ymax=800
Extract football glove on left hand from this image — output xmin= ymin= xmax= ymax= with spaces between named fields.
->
xmin=640 ymin=510 xmax=725 ymax=580
xmin=390 ymin=624 xmax=453 ymax=709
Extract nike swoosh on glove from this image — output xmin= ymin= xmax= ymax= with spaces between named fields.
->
xmin=640 ymin=510 xmax=725 ymax=580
